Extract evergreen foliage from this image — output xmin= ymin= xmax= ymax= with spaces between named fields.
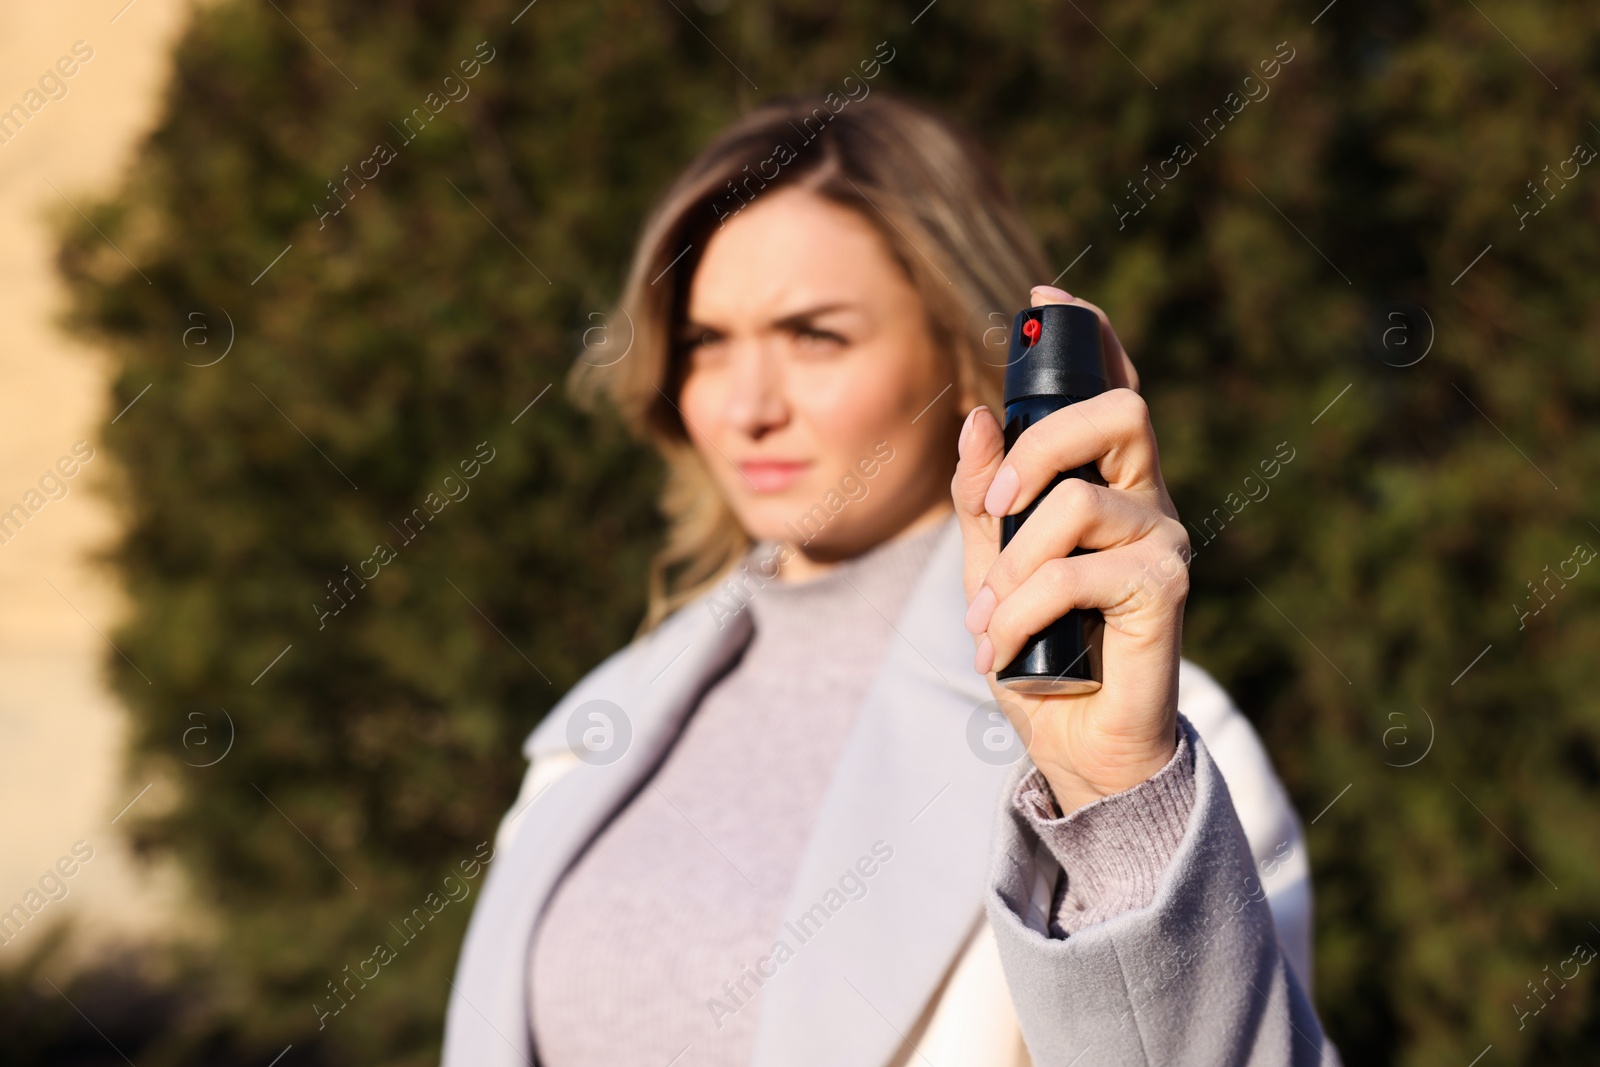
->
xmin=42 ymin=0 xmax=1600 ymax=1063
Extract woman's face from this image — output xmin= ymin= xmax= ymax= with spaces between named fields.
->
xmin=678 ymin=186 xmax=967 ymax=577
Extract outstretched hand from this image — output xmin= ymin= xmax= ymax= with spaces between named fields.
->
xmin=952 ymin=286 xmax=1192 ymax=815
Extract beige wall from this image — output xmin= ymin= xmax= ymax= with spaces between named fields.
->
xmin=0 ymin=0 xmax=196 ymax=965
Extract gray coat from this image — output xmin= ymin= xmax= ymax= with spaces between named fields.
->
xmin=442 ymin=516 xmax=1340 ymax=1065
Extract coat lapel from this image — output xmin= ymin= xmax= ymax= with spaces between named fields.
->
xmin=443 ymin=595 xmax=754 ymax=1067
xmin=446 ymin=514 xmax=1020 ymax=1067
xmin=751 ymin=516 xmax=1018 ymax=1067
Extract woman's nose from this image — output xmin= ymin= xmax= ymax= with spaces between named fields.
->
xmin=724 ymin=344 xmax=789 ymax=438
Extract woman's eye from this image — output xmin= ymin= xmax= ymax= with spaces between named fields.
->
xmin=683 ymin=332 xmax=726 ymax=364
xmin=794 ymin=327 xmax=847 ymax=351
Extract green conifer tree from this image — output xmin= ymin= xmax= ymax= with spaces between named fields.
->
xmin=48 ymin=0 xmax=1600 ymax=1063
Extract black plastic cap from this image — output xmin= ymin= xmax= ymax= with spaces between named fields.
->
xmin=1003 ymin=304 xmax=1108 ymax=404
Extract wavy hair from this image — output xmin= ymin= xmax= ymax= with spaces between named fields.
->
xmin=566 ymin=93 xmax=1049 ymax=634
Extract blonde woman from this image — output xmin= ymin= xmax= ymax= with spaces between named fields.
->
xmin=444 ymin=94 xmax=1337 ymax=1066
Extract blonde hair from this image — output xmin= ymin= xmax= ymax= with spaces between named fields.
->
xmin=567 ymin=94 xmax=1050 ymax=635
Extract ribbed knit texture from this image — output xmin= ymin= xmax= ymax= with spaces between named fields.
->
xmin=528 ymin=519 xmax=947 ymax=1067
xmin=1013 ymin=729 xmax=1198 ymax=937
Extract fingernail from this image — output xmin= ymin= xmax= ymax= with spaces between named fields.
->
xmin=1032 ymin=285 xmax=1073 ymax=302
xmin=958 ymin=405 xmax=985 ymax=457
xmin=964 ymin=586 xmax=996 ymax=633
xmin=974 ymin=635 xmax=994 ymax=674
xmin=984 ymin=466 xmax=1019 ymax=517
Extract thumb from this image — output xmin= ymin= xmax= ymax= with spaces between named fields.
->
xmin=952 ymin=404 xmax=1006 ymax=606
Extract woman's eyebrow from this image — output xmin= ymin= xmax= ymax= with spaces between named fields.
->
xmin=770 ymin=303 xmax=858 ymax=330
xmin=677 ymin=318 xmax=722 ymax=339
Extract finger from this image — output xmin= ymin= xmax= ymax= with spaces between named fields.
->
xmin=983 ymin=540 xmax=1189 ymax=673
xmin=952 ymin=404 xmax=1005 ymax=610
xmin=1030 ymin=285 xmax=1139 ymax=393
xmin=964 ymin=480 xmax=1164 ymax=634
xmin=983 ymin=388 xmax=1169 ymax=520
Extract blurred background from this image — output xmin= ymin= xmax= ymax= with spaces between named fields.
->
xmin=3 ymin=0 xmax=1597 ymax=1064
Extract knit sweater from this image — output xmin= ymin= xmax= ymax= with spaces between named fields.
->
xmin=527 ymin=517 xmax=1198 ymax=1065
xmin=529 ymin=520 xmax=947 ymax=1066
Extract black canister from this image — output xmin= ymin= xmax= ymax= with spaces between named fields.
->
xmin=995 ymin=303 xmax=1108 ymax=695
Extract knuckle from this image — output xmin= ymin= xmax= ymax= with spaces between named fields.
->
xmin=1050 ymin=476 xmax=1097 ymax=516
xmin=992 ymin=559 xmax=1072 ymax=645
xmin=1163 ymin=517 xmax=1192 ymax=557
xmin=1108 ymin=387 xmax=1149 ymax=426
xmin=955 ymin=464 xmax=994 ymax=512
xmin=1013 ymin=426 xmax=1049 ymax=471
xmin=1164 ymin=562 xmax=1191 ymax=604
xmin=1137 ymin=537 xmax=1190 ymax=607
xmin=988 ymin=550 xmax=1023 ymax=593
xmin=1040 ymin=555 xmax=1078 ymax=603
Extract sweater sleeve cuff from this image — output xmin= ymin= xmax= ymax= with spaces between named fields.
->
xmin=1011 ymin=727 xmax=1197 ymax=937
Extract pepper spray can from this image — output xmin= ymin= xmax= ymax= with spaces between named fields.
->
xmin=995 ymin=303 xmax=1108 ymax=695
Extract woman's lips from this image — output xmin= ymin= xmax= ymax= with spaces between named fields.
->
xmin=737 ymin=460 xmax=811 ymax=492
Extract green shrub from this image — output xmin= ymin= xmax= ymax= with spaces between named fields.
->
xmin=50 ymin=0 xmax=1600 ymax=1063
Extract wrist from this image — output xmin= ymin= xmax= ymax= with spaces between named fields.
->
xmin=1034 ymin=736 xmax=1180 ymax=817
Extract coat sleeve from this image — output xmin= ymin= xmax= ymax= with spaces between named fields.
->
xmin=984 ymin=714 xmax=1342 ymax=1066
xmin=1177 ymin=659 xmax=1314 ymax=992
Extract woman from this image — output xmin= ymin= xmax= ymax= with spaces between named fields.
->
xmin=444 ymin=94 xmax=1337 ymax=1066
